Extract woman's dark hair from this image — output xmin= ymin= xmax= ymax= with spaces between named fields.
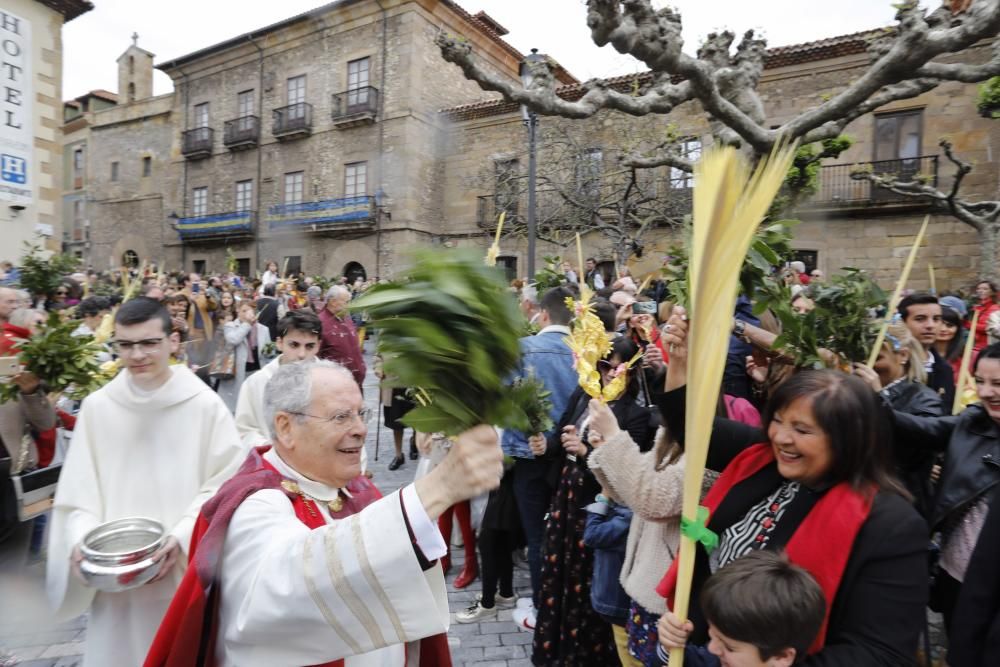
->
xmin=762 ymin=369 xmax=908 ymax=498
xmin=591 ymin=299 xmax=617 ymax=332
xmin=939 ymin=306 xmax=967 ymax=363
xmin=973 ymin=341 xmax=1000 ymax=373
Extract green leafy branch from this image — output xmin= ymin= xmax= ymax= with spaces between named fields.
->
xmin=0 ymin=312 xmax=105 ymax=403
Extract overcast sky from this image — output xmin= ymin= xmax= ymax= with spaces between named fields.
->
xmin=63 ymin=0 xmax=930 ymax=100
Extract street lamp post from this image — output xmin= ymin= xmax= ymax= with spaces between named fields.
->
xmin=520 ymin=48 xmax=546 ymax=281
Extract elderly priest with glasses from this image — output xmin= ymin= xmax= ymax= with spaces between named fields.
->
xmin=145 ymin=359 xmax=503 ymax=666
xmin=47 ymin=297 xmax=246 ymax=667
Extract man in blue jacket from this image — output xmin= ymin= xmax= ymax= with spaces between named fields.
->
xmin=502 ymin=286 xmax=578 ymax=631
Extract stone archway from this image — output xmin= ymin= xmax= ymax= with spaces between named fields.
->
xmin=322 ymin=239 xmax=376 ymax=279
xmin=343 ymin=261 xmax=367 ymax=284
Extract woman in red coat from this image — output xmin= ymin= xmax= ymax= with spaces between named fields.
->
xmin=970 ymin=280 xmax=1000 ymax=353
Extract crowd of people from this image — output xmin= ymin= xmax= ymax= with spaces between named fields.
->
xmin=1 ymin=250 xmax=1000 ymax=667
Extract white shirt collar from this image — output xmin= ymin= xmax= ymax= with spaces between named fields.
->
xmin=538 ymin=324 xmax=571 ymax=335
xmin=263 ymin=447 xmax=353 ymax=501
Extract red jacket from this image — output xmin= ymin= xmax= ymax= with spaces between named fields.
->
xmin=317 ymin=308 xmax=366 ymax=385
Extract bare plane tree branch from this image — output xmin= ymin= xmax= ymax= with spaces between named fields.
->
xmin=436 ymin=0 xmax=1000 ymax=155
xmin=851 ymin=139 xmax=1000 ymax=232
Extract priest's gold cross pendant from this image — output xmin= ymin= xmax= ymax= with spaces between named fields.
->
xmin=281 ymin=479 xmax=344 ymax=514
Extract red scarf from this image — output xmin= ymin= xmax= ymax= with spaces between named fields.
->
xmin=144 ymin=447 xmax=450 ymax=667
xmin=655 ymin=444 xmax=873 ymax=654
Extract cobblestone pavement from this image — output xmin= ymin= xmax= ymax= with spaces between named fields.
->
xmin=0 ymin=348 xmax=535 ymax=666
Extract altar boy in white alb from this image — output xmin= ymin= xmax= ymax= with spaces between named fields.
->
xmin=46 ymin=298 xmax=245 ymax=667
xmin=145 ymin=360 xmax=504 ymax=667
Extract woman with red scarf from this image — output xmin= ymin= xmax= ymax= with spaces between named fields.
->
xmin=971 ymin=280 xmax=1000 ymax=353
xmin=651 ymin=314 xmax=927 ymax=664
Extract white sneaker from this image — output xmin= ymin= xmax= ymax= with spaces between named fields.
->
xmin=515 ymin=596 xmax=534 ymax=610
xmin=496 ymin=593 xmax=517 ymax=609
xmin=456 ymin=596 xmax=497 ymax=623
xmin=512 ymin=606 xmax=537 ymax=632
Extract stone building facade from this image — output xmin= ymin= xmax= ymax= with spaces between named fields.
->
xmin=67 ymin=2 xmax=996 ymax=291
xmin=441 ymin=31 xmax=998 ymax=292
xmin=0 ymin=0 xmax=91 ymax=261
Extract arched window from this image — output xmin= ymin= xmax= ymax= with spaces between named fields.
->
xmin=127 ymin=82 xmax=135 ymax=103
xmin=129 ymin=55 xmax=134 ymax=75
xmin=122 ymin=250 xmax=139 ymax=269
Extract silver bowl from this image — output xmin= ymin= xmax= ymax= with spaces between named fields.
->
xmin=79 ymin=517 xmax=166 ymax=593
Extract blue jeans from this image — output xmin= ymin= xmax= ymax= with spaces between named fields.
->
xmin=512 ymin=458 xmax=551 ymax=607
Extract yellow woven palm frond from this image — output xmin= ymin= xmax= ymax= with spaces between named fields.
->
xmin=564 ymin=296 xmax=613 ymax=399
xmin=670 ymin=140 xmax=798 ymax=667
xmin=485 ymin=212 xmax=506 ymax=267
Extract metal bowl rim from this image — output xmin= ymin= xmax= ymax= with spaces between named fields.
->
xmin=80 ymin=516 xmax=166 ymax=560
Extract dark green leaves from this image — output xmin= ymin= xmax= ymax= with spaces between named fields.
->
xmin=16 ymin=241 xmax=81 ymax=298
xmin=351 ymin=249 xmax=527 ymax=436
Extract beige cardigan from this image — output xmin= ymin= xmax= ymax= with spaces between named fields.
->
xmin=589 ymin=429 xmax=716 ymax=614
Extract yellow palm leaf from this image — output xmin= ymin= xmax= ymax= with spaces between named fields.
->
xmin=670 ymin=140 xmax=798 ymax=667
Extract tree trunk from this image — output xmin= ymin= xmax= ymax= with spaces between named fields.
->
xmin=981 ymin=223 xmax=999 ymax=281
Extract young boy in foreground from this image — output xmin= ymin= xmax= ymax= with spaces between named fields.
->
xmin=656 ymin=550 xmax=825 ymax=667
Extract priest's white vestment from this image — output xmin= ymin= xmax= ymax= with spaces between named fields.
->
xmin=215 ymin=448 xmax=450 ymax=666
xmin=46 ymin=365 xmax=245 ymax=667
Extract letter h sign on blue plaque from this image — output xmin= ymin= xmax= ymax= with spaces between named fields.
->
xmin=1 ymin=154 xmax=26 ymax=184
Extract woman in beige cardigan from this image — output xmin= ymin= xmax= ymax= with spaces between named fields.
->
xmin=588 ymin=404 xmax=689 ymax=667
xmin=588 ymin=394 xmax=757 ymax=667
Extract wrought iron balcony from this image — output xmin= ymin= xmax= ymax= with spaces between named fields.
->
xmin=223 ymin=115 xmax=259 ymax=150
xmin=272 ymin=102 xmax=312 ymax=140
xmin=181 ymin=127 xmax=213 ymax=159
xmin=264 ymin=196 xmax=375 ymax=233
xmin=331 ymin=87 xmax=379 ymax=128
xmin=805 ymin=155 xmax=939 ymax=209
xmin=175 ymin=210 xmax=256 ymax=243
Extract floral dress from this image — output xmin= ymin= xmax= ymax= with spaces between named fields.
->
xmin=531 ymin=455 xmax=617 ymax=666
xmin=532 ymin=389 xmax=653 ymax=666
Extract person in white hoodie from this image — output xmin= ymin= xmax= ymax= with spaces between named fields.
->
xmin=216 ymin=300 xmax=272 ymax=412
xmin=46 ymin=297 xmax=245 ymax=667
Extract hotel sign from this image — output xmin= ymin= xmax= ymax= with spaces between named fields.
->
xmin=0 ymin=9 xmax=31 ymax=205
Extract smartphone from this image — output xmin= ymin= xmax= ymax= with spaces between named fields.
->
xmin=192 ymin=283 xmax=200 ymax=294
xmin=631 ymin=301 xmax=657 ymax=315
xmin=0 ymin=356 xmax=20 ymax=378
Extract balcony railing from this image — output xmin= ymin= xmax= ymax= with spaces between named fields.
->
xmin=223 ymin=115 xmax=260 ymax=150
xmin=807 ymin=155 xmax=939 ymax=208
xmin=181 ymin=127 xmax=213 ymax=159
xmin=265 ymin=196 xmax=375 ymax=232
xmin=272 ymin=102 xmax=313 ymax=140
xmin=176 ymin=210 xmax=256 ymax=242
xmin=332 ymin=86 xmax=378 ymax=128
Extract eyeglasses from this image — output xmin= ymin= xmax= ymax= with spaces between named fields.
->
xmin=55 ymin=291 xmax=68 ymax=296
xmin=111 ymin=338 xmax=165 ymax=354
xmin=287 ymin=407 xmax=373 ymax=428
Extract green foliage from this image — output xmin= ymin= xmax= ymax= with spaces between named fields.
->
xmin=16 ymin=241 xmax=80 ymax=297
xmin=661 ymin=220 xmax=799 ymax=309
xmin=351 ymin=249 xmax=529 ymax=436
xmin=786 ymin=137 xmax=854 ymax=197
xmin=753 ymin=268 xmax=887 ymax=369
xmin=311 ymin=275 xmax=334 ymax=292
xmin=977 ymin=77 xmax=1000 ymax=118
xmin=226 ymin=247 xmax=238 ymax=274
xmin=532 ymin=255 xmax=568 ymax=293
xmin=0 ymin=312 xmax=105 ymax=403
xmin=509 ymin=373 xmax=554 ymax=435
